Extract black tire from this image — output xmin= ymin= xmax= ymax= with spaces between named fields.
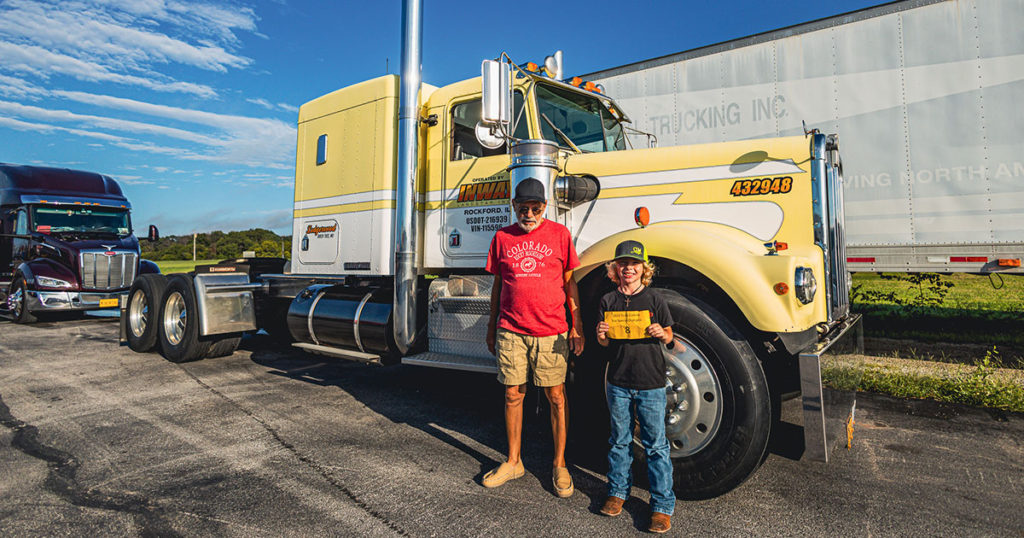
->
xmin=125 ymin=274 xmax=167 ymax=352
xmin=206 ymin=335 xmax=241 ymax=358
xmin=658 ymin=289 xmax=771 ymax=500
xmin=157 ymin=274 xmax=211 ymax=363
xmin=8 ymin=279 xmax=38 ymax=324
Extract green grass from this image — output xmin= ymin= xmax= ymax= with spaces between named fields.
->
xmin=155 ymin=259 xmax=219 ymax=274
xmin=852 ymin=272 xmax=1024 ymax=311
xmin=823 ymin=352 xmax=1024 ymax=413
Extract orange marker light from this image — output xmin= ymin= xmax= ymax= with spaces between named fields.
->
xmin=634 ymin=207 xmax=650 ymax=228
xmin=584 ymin=81 xmax=597 ymax=91
xmin=526 ymin=62 xmax=539 ymax=72
xmin=773 ymin=282 xmax=789 ymax=295
xmin=998 ymin=258 xmax=1021 ymax=267
xmin=570 ymin=77 xmax=583 ymax=87
xmin=775 ymin=242 xmax=788 ymax=251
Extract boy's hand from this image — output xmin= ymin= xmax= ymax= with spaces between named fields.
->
xmin=646 ymin=323 xmax=673 ymax=344
xmin=596 ymin=321 xmax=610 ymax=339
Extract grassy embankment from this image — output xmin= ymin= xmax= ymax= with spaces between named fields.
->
xmin=824 ymin=273 xmax=1024 ymax=412
xmin=155 ymin=260 xmax=219 ymax=274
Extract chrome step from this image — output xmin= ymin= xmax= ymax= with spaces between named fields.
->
xmin=402 ymin=352 xmax=497 ymax=374
xmin=292 ymin=342 xmax=380 ymax=363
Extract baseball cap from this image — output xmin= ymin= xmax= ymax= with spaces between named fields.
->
xmin=513 ymin=178 xmax=547 ymax=203
xmin=613 ymin=240 xmax=647 ymax=262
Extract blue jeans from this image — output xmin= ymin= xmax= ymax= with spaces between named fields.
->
xmin=606 ymin=383 xmax=675 ymax=515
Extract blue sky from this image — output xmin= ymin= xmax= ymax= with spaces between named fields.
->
xmin=0 ymin=0 xmax=885 ymax=236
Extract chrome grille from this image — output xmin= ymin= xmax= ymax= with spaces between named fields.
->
xmin=80 ymin=251 xmax=138 ymax=290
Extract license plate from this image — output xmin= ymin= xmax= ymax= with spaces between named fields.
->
xmin=99 ymin=298 xmax=119 ymax=308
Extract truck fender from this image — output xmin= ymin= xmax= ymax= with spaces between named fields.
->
xmin=575 ymin=221 xmax=824 ymax=333
xmin=15 ymin=259 xmax=79 ymax=289
xmin=138 ymin=259 xmax=161 ymax=275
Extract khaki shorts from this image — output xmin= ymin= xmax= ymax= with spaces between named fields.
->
xmin=495 ymin=329 xmax=569 ymax=387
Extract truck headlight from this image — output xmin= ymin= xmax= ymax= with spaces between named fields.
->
xmin=36 ymin=276 xmax=74 ymax=289
xmin=794 ymin=267 xmax=816 ymax=305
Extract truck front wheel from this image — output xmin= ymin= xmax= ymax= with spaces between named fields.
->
xmin=126 ymin=274 xmax=167 ymax=352
xmin=8 ymin=279 xmax=38 ymax=324
xmin=658 ymin=289 xmax=771 ymax=499
xmin=157 ymin=274 xmax=211 ymax=363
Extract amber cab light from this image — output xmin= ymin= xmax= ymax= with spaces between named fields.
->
xmin=998 ymin=258 xmax=1021 ymax=267
xmin=775 ymin=242 xmax=788 ymax=251
xmin=526 ymin=62 xmax=539 ymax=72
xmin=634 ymin=207 xmax=650 ymax=228
xmin=570 ymin=76 xmax=583 ymax=87
xmin=773 ymin=282 xmax=789 ymax=295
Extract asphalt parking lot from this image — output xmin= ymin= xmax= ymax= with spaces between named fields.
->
xmin=1 ymin=316 xmax=1022 ymax=537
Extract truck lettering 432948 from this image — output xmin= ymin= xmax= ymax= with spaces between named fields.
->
xmin=729 ymin=176 xmax=792 ymax=197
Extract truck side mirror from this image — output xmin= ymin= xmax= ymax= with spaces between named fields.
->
xmin=481 ymin=59 xmax=511 ymax=126
xmin=147 ymin=224 xmax=159 ymax=242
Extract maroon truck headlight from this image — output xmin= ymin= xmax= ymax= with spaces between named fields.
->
xmin=36 ymin=276 xmax=75 ymax=289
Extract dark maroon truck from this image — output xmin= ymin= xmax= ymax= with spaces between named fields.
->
xmin=0 ymin=164 xmax=160 ymax=323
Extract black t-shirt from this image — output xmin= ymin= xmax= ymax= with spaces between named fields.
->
xmin=598 ymin=287 xmax=674 ymax=390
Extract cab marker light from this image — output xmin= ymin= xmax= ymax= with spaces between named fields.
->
xmin=998 ymin=258 xmax=1021 ymax=267
xmin=570 ymin=76 xmax=583 ymax=87
xmin=773 ymin=282 xmax=789 ymax=295
xmin=634 ymin=207 xmax=650 ymax=228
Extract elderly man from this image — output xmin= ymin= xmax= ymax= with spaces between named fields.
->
xmin=483 ymin=177 xmax=584 ymax=498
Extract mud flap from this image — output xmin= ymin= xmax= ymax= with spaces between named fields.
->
xmin=798 ymin=314 xmax=861 ymax=462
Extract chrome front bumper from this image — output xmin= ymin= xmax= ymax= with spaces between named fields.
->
xmin=27 ymin=290 xmax=125 ymax=311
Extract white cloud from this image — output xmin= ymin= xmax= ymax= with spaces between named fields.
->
xmin=51 ymin=90 xmax=297 ymax=167
xmin=0 ymin=42 xmax=217 ymax=97
xmin=0 ymin=1 xmax=252 ymax=73
xmin=247 ymin=97 xmax=299 ymax=114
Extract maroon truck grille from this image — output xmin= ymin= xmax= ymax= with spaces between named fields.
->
xmin=79 ymin=251 xmax=138 ymax=290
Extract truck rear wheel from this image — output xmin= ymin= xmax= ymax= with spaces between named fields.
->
xmin=206 ymin=335 xmax=241 ymax=358
xmin=157 ymin=274 xmax=211 ymax=363
xmin=658 ymin=289 xmax=771 ymax=499
xmin=126 ymin=274 xmax=167 ymax=352
xmin=8 ymin=279 xmax=38 ymax=324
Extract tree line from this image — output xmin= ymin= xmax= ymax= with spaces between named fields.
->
xmin=140 ymin=228 xmax=292 ymax=261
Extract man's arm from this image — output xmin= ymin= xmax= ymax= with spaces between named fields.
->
xmin=564 ymin=269 xmax=584 ymax=356
xmin=486 ymin=277 xmax=502 ymax=356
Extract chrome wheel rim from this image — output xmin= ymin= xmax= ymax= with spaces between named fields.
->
xmin=661 ymin=336 xmax=724 ymax=458
xmin=162 ymin=291 xmax=186 ymax=346
xmin=128 ymin=289 xmax=147 ymax=337
xmin=9 ymin=286 xmax=23 ymax=318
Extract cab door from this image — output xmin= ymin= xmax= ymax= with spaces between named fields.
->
xmin=440 ymin=93 xmax=529 ymax=263
xmin=11 ymin=208 xmax=29 ymax=269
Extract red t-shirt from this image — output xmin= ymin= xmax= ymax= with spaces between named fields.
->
xmin=485 ymin=219 xmax=580 ymax=336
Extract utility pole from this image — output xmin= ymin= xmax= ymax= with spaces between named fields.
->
xmin=193 ymin=233 xmax=197 ymax=261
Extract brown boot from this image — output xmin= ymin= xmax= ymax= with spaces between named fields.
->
xmin=648 ymin=512 xmax=671 ymax=534
xmin=599 ymin=496 xmax=625 ymax=517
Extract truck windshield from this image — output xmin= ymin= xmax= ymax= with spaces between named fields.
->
xmin=535 ymin=83 xmax=625 ymax=152
xmin=31 ymin=206 xmax=131 ymax=236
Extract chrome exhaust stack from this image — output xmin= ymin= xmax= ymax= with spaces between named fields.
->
xmin=393 ymin=0 xmax=423 ymax=355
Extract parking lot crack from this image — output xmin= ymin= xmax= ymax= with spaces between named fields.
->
xmin=0 ymin=393 xmax=181 ymax=537
xmin=177 ymin=366 xmax=409 ymax=536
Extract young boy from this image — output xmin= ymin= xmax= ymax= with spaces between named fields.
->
xmin=595 ymin=240 xmax=675 ymax=534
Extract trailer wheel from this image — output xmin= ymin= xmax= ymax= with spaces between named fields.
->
xmin=126 ymin=274 xmax=167 ymax=352
xmin=7 ymin=279 xmax=38 ymax=324
xmin=658 ymin=289 xmax=771 ymax=500
xmin=157 ymin=274 xmax=211 ymax=363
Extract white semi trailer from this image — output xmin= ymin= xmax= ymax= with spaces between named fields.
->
xmin=586 ymin=0 xmax=1024 ymax=274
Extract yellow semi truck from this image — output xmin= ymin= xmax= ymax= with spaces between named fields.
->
xmin=119 ymin=0 xmax=858 ymax=499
